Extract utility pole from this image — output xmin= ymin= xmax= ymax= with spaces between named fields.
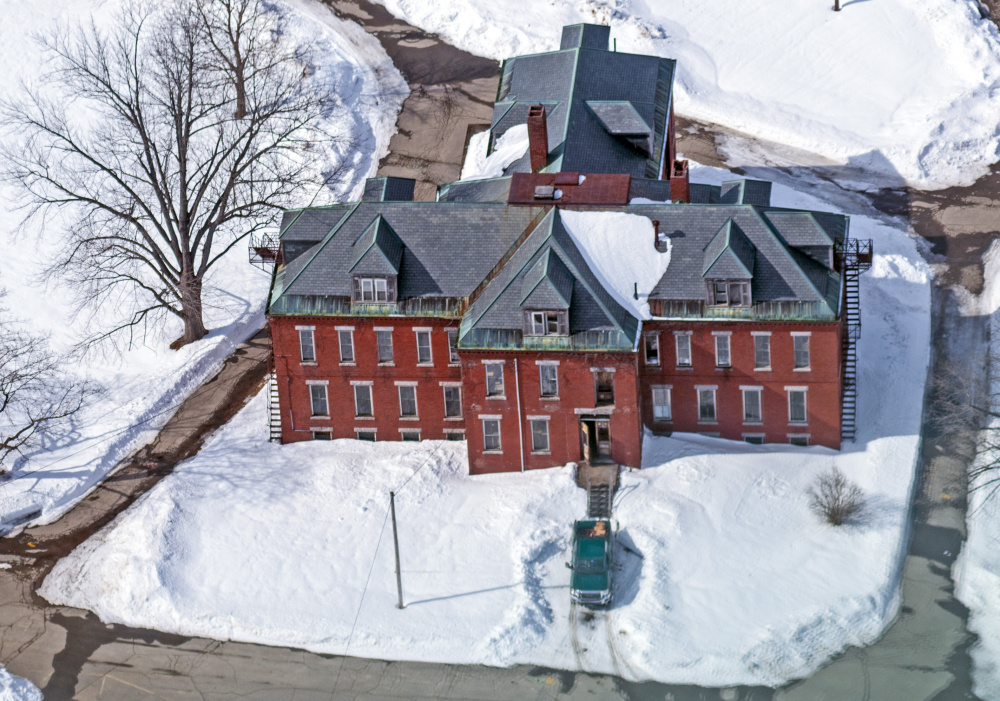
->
xmin=834 ymin=0 xmax=840 ymax=10
xmin=390 ymin=491 xmax=404 ymax=609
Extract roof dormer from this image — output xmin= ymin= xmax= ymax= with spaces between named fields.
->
xmin=520 ymin=249 xmax=574 ymax=310
xmin=702 ymin=219 xmax=756 ymax=307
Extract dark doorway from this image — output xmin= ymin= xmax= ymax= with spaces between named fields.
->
xmin=580 ymin=418 xmax=612 ymax=463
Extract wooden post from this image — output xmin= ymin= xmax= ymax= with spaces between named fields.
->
xmin=834 ymin=0 xmax=840 ymax=9
xmin=390 ymin=491 xmax=404 ymax=609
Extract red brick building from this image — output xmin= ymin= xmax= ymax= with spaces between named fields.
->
xmin=260 ymin=23 xmax=871 ymax=474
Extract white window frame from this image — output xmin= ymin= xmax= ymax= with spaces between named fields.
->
xmin=296 ymin=326 xmax=316 ymax=363
xmin=786 ymin=386 xmax=808 ymax=424
xmin=528 ymin=416 xmax=551 ymax=454
xmin=444 ymin=428 xmax=466 ymax=441
xmin=696 ymin=385 xmax=717 ymax=424
xmin=306 ymin=380 xmax=329 ymax=418
xmin=336 ymin=326 xmax=355 ymax=364
xmin=447 ymin=329 xmax=460 ymax=365
xmin=375 ymin=327 xmax=394 ymax=364
xmin=354 ymin=428 xmax=377 ymax=441
xmin=651 ymin=385 xmax=672 ymax=422
xmin=311 ymin=429 xmax=332 ymax=441
xmin=743 ymin=433 xmax=766 ymax=445
xmin=792 ymin=332 xmax=811 ymax=371
xmin=399 ymin=429 xmax=421 ymax=442
xmin=741 ymin=385 xmax=763 ymax=425
xmin=483 ymin=360 xmax=506 ymax=398
xmin=752 ymin=331 xmax=771 ymax=370
xmin=713 ymin=331 xmax=731 ymax=368
xmin=674 ymin=331 xmax=692 ymax=368
xmin=351 ymin=381 xmax=374 ymax=418
xmin=644 ymin=333 xmax=660 ymax=366
xmin=359 ymin=277 xmax=389 ymax=302
xmin=529 ymin=311 xmax=562 ymax=336
xmin=414 ymin=328 xmax=433 ymax=365
xmin=395 ymin=382 xmax=419 ymax=419
xmin=481 ymin=416 xmax=502 ymax=453
xmin=441 ymin=382 xmax=463 ymax=418
xmin=539 ymin=363 xmax=559 ymax=398
xmin=788 ymin=434 xmax=810 ymax=446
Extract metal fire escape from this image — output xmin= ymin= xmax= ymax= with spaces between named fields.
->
xmin=836 ymin=238 xmax=873 ymax=443
xmin=249 ymin=233 xmax=284 ymax=442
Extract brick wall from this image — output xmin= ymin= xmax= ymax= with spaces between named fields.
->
xmin=460 ymin=350 xmax=642 ymax=474
xmin=270 ymin=316 xmax=464 ymax=443
xmin=639 ymin=320 xmax=842 ymax=448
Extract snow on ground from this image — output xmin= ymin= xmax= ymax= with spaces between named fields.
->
xmin=375 ymin=0 xmax=1000 ymax=189
xmin=0 ymin=0 xmax=406 ymax=531
xmin=0 ymin=668 xmax=40 ymax=701
xmin=40 ymin=165 xmax=931 ymax=684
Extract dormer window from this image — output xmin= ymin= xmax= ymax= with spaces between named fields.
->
xmin=708 ymin=280 xmax=750 ymax=307
xmin=353 ymin=276 xmax=396 ymax=303
xmin=525 ymin=310 xmax=568 ymax=336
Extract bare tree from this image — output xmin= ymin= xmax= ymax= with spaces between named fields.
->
xmin=930 ymin=357 xmax=1000 ymax=500
xmin=1 ymin=0 xmax=337 ymax=348
xmin=0 ymin=297 xmax=92 ymax=472
xmin=808 ymin=467 xmax=865 ymax=526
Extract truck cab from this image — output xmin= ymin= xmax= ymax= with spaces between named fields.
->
xmin=569 ymin=519 xmax=613 ymax=606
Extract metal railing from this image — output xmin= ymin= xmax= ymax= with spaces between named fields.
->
xmin=458 ymin=328 xmax=634 ymax=352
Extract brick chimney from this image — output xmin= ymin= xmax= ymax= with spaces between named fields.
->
xmin=670 ymin=159 xmax=690 ymax=203
xmin=653 ymin=220 xmax=667 ymax=252
xmin=527 ymin=104 xmax=549 ymax=173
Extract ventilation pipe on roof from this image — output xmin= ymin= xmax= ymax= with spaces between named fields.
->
xmin=527 ymin=104 xmax=549 ymax=173
xmin=653 ymin=220 xmax=667 ymax=253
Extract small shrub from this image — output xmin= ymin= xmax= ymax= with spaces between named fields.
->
xmin=808 ymin=468 xmax=864 ymax=526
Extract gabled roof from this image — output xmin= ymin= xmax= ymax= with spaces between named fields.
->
xmin=763 ymin=210 xmax=835 ymax=247
xmin=349 ymin=215 xmax=404 ymax=275
xmin=719 ymin=179 xmax=773 ymax=206
xmin=520 ymin=249 xmax=574 ymax=309
xmin=490 ymin=25 xmax=675 ymax=179
xmin=461 ymin=209 xmax=639 ymax=344
xmin=633 ymin=203 xmax=842 ymax=312
xmin=702 ymin=219 xmax=756 ymax=279
xmin=272 ymin=202 xmax=544 ymax=305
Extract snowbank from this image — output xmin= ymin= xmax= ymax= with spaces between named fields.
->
xmin=954 ymin=272 xmax=1000 ymax=700
xmin=41 ymin=166 xmax=931 ymax=685
xmin=0 ymin=0 xmax=406 ymax=530
xmin=0 ymin=668 xmax=40 ymax=701
xmin=373 ymin=0 xmax=1000 ymax=189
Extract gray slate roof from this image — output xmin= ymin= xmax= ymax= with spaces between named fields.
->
xmin=628 ymin=203 xmax=844 ymax=311
xmin=461 ymin=209 xmax=639 ymax=342
xmin=349 ymin=215 xmax=403 ymax=275
xmin=491 ymin=25 xmax=675 ymax=179
xmin=271 ymin=202 xmax=545 ymax=305
xmin=702 ymin=220 xmax=756 ymax=279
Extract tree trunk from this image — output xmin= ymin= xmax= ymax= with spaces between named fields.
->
xmin=234 ymin=58 xmax=247 ymax=119
xmin=172 ymin=271 xmax=208 ymax=348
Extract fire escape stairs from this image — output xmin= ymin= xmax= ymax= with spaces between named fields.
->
xmin=837 ymin=238 xmax=873 ymax=444
xmin=267 ymin=373 xmax=282 ymax=443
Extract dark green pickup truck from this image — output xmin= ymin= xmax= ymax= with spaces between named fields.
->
xmin=569 ymin=519 xmax=613 ymax=606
